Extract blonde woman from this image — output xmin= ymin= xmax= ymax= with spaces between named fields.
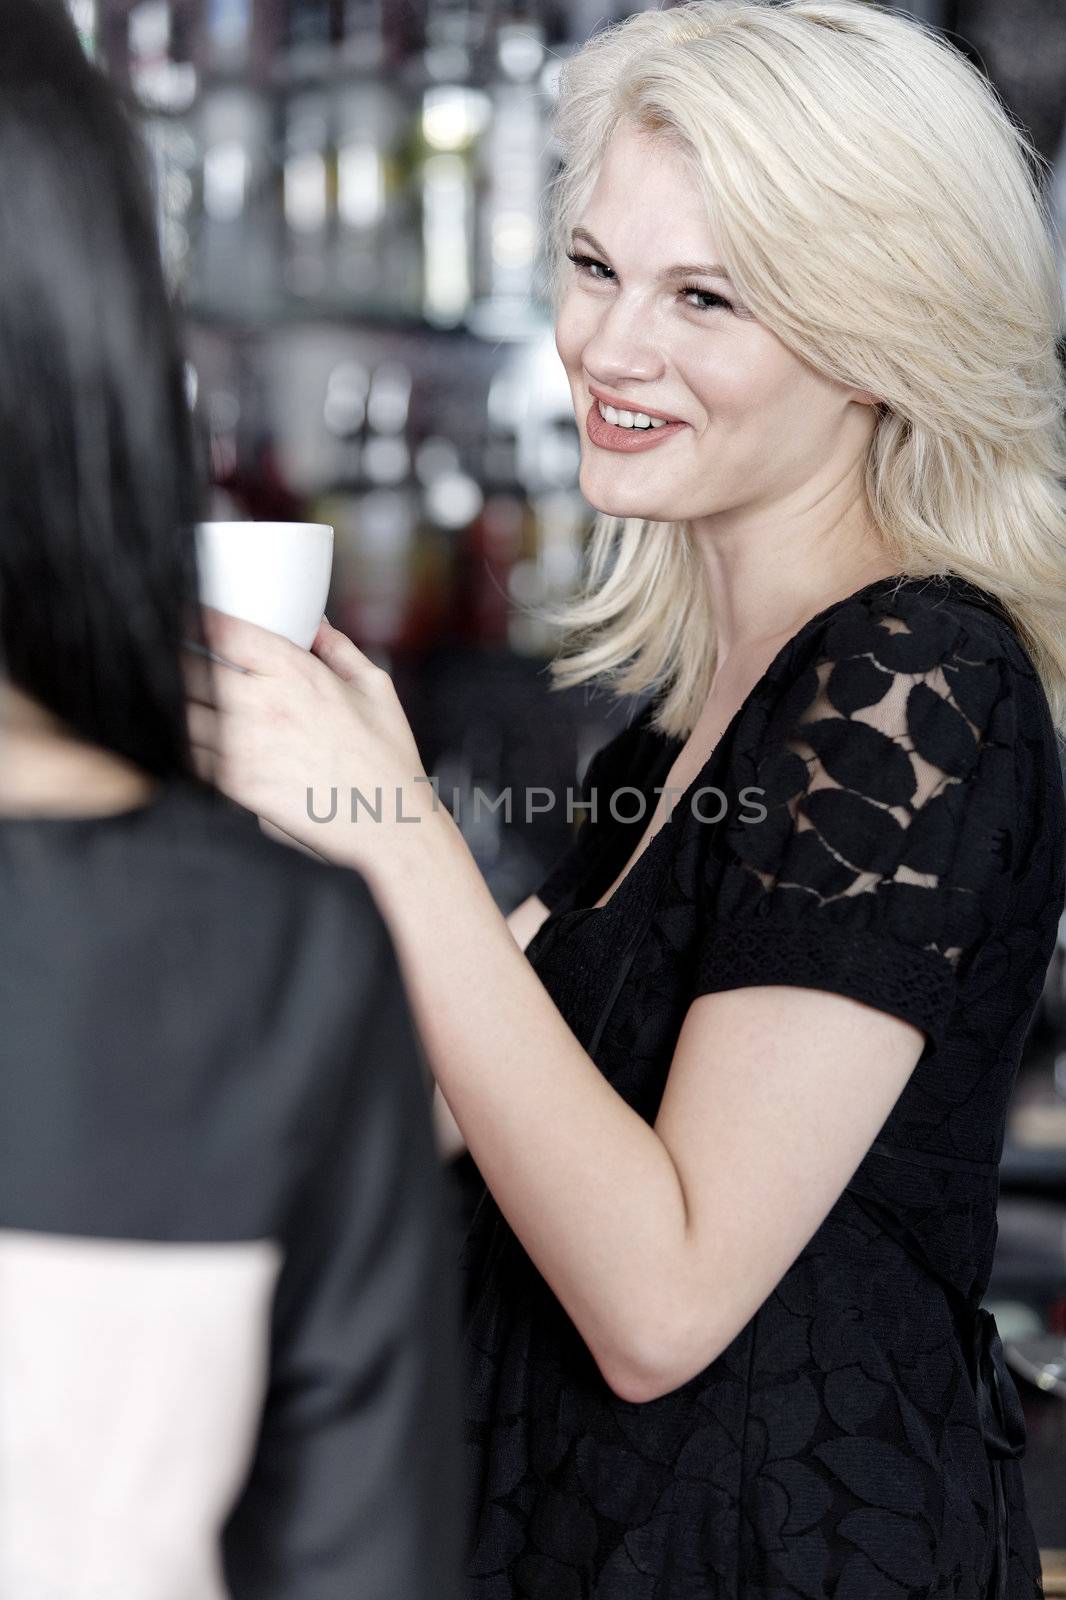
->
xmin=186 ymin=2 xmax=1066 ymax=1594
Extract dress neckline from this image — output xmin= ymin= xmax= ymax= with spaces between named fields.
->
xmin=574 ymin=569 xmax=985 ymax=918
xmin=0 ymin=777 xmax=177 ymax=830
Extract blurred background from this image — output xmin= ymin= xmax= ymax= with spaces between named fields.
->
xmin=71 ymin=0 xmax=1066 ymax=1570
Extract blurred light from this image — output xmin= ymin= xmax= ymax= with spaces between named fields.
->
xmin=128 ymin=0 xmax=197 ymax=111
xmin=184 ymin=361 xmax=199 ymax=411
xmin=128 ymin=0 xmax=169 ymax=60
xmin=206 ymin=0 xmax=252 ymax=68
xmin=366 ymin=361 xmax=412 ymax=433
xmin=362 ymin=436 xmax=411 ymax=484
xmin=132 ymin=60 xmax=198 ymax=111
xmin=425 ymin=471 xmax=483 ymax=529
xmin=356 ymin=490 xmax=415 ymax=553
xmin=491 ymin=212 xmax=535 ymax=269
xmin=338 ymin=142 xmax=385 ymax=229
xmin=497 ymin=25 xmax=544 ymax=81
xmin=415 ymin=436 xmax=461 ymax=484
xmin=488 ymin=370 xmax=523 ymax=433
xmin=422 ymin=154 xmax=471 ymax=325
xmin=421 ymin=86 xmax=490 ymax=152
xmin=541 ymin=541 xmax=580 ymax=587
xmin=203 ymin=140 xmax=247 ymax=221
xmin=207 ymin=388 xmax=240 ymax=433
xmin=284 ymin=151 xmax=328 ymax=234
xmin=538 ymin=423 xmax=581 ymax=487
xmin=507 ymin=559 xmax=544 ymax=603
xmin=323 ymin=362 xmax=370 ymax=437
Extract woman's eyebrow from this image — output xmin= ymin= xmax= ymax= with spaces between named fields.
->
xmin=570 ymin=227 xmax=735 ymax=285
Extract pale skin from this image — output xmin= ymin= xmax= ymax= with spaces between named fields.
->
xmin=3 ymin=121 xmax=927 ymax=1404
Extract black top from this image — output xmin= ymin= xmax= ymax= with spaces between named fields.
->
xmin=461 ymin=573 xmax=1065 ymax=1600
xmin=0 ymin=783 xmax=464 ymax=1600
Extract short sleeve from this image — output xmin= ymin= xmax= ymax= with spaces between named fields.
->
xmin=221 ymin=909 xmax=465 ymax=1600
xmin=694 ymin=589 xmax=1018 ymax=1051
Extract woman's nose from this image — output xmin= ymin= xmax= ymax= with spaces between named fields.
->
xmin=581 ymin=297 xmax=666 ymax=388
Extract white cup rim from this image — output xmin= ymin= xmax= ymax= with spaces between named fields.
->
xmin=196 ymin=520 xmax=334 ymax=535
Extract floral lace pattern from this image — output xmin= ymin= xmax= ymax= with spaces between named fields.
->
xmin=694 ymin=576 xmax=1020 ymax=1049
xmin=461 ymin=575 xmax=1064 ymax=1599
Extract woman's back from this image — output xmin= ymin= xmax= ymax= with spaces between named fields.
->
xmin=0 ymin=782 xmax=464 ymax=1599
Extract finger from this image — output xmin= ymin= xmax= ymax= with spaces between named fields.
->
xmin=182 ymin=648 xmax=259 ymax=723
xmin=311 ymin=617 xmax=380 ymax=686
xmin=181 ymin=645 xmax=217 ymax=707
xmin=188 ymin=742 xmax=219 ymax=784
xmin=186 ymin=701 xmax=222 ymax=755
xmin=199 ymin=607 xmax=296 ymax=676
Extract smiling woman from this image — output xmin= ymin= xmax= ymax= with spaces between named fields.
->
xmin=535 ymin=1 xmax=1066 ymax=743
xmin=449 ymin=3 xmax=1066 ymax=1597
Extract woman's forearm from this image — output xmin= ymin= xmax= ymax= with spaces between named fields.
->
xmin=317 ymin=801 xmax=695 ymax=1397
xmin=430 ymin=899 xmax=549 ymax=1163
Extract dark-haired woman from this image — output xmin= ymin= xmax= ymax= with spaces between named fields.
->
xmin=0 ymin=4 xmax=462 ymax=1596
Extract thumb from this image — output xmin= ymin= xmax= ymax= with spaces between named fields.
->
xmin=311 ymin=617 xmax=375 ymax=685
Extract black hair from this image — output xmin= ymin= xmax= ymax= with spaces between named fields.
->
xmin=0 ymin=0 xmax=211 ymax=780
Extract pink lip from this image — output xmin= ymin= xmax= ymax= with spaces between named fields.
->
xmin=584 ymin=399 xmax=688 ymax=454
xmin=587 ymin=385 xmax=685 ymax=424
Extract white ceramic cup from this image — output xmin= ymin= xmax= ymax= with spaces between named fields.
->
xmin=194 ymin=521 xmax=334 ymax=651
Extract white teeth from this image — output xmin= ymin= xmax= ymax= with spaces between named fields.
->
xmin=597 ymin=400 xmax=670 ymax=430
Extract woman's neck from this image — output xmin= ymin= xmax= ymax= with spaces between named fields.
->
xmin=0 ymin=685 xmax=157 ymax=817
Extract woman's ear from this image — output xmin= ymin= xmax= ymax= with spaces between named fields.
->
xmin=849 ymin=386 xmax=883 ymax=408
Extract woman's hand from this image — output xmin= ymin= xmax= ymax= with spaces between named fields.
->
xmin=184 ymin=609 xmax=436 ymax=871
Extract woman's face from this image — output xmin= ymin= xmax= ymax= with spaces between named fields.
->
xmin=554 ymin=120 xmax=876 ymax=528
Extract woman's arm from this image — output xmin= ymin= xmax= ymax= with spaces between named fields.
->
xmin=344 ymin=806 xmax=925 ymax=1404
xmin=432 ymin=894 xmax=551 ymax=1162
xmin=186 ymin=610 xmax=932 ymax=1405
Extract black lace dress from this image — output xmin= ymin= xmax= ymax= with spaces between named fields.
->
xmin=460 ymin=573 xmax=1065 ymax=1600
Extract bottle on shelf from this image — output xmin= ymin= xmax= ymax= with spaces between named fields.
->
xmin=317 ymin=358 xmax=420 ymax=652
xmin=126 ymin=0 xmax=198 ymax=110
xmin=415 ymin=437 xmax=483 ymax=646
xmin=421 ymin=0 xmax=491 ymax=87
xmin=471 ymin=1 xmax=548 ymax=336
xmin=331 ymin=78 xmax=420 ymax=316
xmin=201 ymin=0 xmax=253 ymax=74
xmin=338 ymin=0 xmax=422 ymax=72
xmin=322 ymin=357 xmax=371 ymax=485
xmin=281 ymin=0 xmax=336 ymax=78
xmin=193 ymin=83 xmax=277 ymax=315
xmin=282 ymin=86 xmax=334 ymax=302
xmin=143 ymin=113 xmax=201 ymax=298
xmin=415 ymin=82 xmax=491 ymax=327
xmin=448 ymin=421 xmax=527 ymax=647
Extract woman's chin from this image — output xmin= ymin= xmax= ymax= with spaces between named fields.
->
xmin=577 ymin=461 xmax=683 ymax=525
xmin=584 ymin=500 xmax=674 ymax=524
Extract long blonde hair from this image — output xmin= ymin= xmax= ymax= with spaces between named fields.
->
xmin=533 ymin=0 xmax=1066 ymax=739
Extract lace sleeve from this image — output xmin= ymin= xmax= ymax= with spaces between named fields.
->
xmin=695 ymin=589 xmax=1018 ymax=1051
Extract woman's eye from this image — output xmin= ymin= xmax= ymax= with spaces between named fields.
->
xmin=565 ymin=250 xmax=615 ymax=282
xmin=564 ymin=252 xmax=732 ymax=312
xmin=683 ymin=287 xmax=733 ymax=313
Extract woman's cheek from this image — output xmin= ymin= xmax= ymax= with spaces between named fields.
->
xmin=554 ymin=291 xmax=594 ymax=377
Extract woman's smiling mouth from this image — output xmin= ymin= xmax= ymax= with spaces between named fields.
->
xmin=584 ymin=393 xmax=689 ymax=453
